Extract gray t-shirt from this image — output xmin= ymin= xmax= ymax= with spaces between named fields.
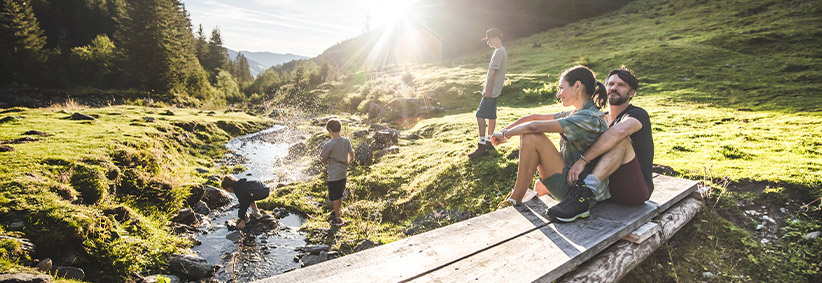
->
xmin=320 ymin=137 xmax=353 ymax=181
xmin=483 ymin=46 xmax=508 ymax=98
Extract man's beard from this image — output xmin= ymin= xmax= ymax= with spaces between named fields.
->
xmin=608 ymin=91 xmax=629 ymax=106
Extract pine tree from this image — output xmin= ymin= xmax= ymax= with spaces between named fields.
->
xmin=194 ymin=24 xmax=207 ymax=65
xmin=202 ymin=27 xmax=228 ymax=73
xmin=234 ymin=53 xmax=253 ymax=83
xmin=115 ymin=0 xmax=211 ymax=99
xmin=0 ymin=0 xmax=47 ymax=85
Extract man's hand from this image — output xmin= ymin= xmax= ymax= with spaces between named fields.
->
xmin=237 ymin=219 xmax=246 ymax=230
xmin=567 ymin=159 xmax=586 ymax=185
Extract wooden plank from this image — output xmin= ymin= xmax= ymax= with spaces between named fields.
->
xmin=256 ymin=195 xmax=559 ymax=283
xmin=560 ymin=197 xmax=703 ymax=283
xmin=257 ymin=176 xmax=698 ymax=283
xmin=622 ymin=222 xmax=660 ymax=244
xmin=411 ymin=202 xmax=657 ymax=283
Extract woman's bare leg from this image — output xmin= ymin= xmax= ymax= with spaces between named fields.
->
xmin=511 ymin=134 xmax=564 ymax=203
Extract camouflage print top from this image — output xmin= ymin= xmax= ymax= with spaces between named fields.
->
xmin=553 ymin=99 xmax=610 ymax=200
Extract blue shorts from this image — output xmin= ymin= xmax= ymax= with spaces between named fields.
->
xmin=475 ymin=97 xmax=497 ymax=119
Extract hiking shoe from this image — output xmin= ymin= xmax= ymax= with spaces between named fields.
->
xmin=486 ymin=142 xmax=496 ymax=151
xmin=467 ymin=143 xmax=489 ymax=159
xmin=546 ymin=182 xmax=595 ymax=223
xmin=331 ymin=218 xmax=345 ymax=227
xmin=250 ymin=210 xmax=262 ymax=219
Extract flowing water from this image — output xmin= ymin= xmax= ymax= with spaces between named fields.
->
xmin=192 ymin=125 xmax=314 ymax=282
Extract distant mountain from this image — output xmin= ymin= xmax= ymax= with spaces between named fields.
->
xmin=226 ymin=49 xmax=309 ymax=76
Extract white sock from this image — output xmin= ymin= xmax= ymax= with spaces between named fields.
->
xmin=479 ymin=136 xmax=486 ymax=144
xmin=583 ymin=174 xmax=601 ymax=193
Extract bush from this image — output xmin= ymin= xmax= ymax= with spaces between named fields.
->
xmin=70 ymin=164 xmax=109 ymax=204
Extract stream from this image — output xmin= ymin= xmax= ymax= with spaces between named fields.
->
xmin=191 ymin=125 xmax=314 ymax=282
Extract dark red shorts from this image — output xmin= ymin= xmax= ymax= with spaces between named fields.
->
xmin=608 ymin=157 xmax=650 ymax=205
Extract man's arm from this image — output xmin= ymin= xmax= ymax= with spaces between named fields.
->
xmin=567 ymin=117 xmax=643 ymax=184
xmin=347 ymin=151 xmax=354 ymax=165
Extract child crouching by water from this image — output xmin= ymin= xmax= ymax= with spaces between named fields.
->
xmin=221 ymin=175 xmax=270 ymax=229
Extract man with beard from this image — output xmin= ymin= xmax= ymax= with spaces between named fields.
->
xmin=564 ymin=66 xmax=654 ymax=208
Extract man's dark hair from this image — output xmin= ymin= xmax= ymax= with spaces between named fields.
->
xmin=607 ymin=65 xmax=639 ymax=91
xmin=326 ymin=119 xmax=342 ymax=133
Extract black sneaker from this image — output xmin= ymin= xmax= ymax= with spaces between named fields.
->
xmin=546 ymin=182 xmax=595 ymax=223
xmin=467 ymin=143 xmax=489 ymax=159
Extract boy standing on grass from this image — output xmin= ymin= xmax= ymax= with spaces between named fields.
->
xmin=320 ymin=119 xmax=354 ymax=227
xmin=469 ymin=28 xmax=508 ymax=159
xmin=221 ymin=175 xmax=270 ymax=230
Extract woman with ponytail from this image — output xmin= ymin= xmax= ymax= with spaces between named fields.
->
xmin=489 ymin=65 xmax=608 ymax=222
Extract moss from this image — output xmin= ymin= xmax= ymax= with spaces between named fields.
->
xmin=70 ymin=163 xmax=109 ymax=204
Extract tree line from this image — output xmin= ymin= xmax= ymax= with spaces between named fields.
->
xmin=0 ymin=0 xmax=333 ymax=107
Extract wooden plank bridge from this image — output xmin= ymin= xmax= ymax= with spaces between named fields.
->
xmin=257 ymin=175 xmax=700 ymax=283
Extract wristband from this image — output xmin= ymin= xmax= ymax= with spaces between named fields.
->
xmin=579 ymin=154 xmax=591 ymax=164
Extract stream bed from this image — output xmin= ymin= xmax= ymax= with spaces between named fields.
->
xmin=191 ymin=125 xmax=314 ymax=282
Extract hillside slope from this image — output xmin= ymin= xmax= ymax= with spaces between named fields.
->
xmin=271 ymin=0 xmax=821 ymax=282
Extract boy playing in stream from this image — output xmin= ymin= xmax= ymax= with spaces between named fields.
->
xmin=221 ymin=175 xmax=270 ymax=229
xmin=320 ymin=119 xmax=354 ymax=227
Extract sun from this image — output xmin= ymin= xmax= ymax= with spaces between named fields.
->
xmin=366 ymin=0 xmax=419 ymax=28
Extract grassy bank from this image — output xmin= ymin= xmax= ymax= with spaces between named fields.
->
xmin=266 ymin=0 xmax=821 ymax=281
xmin=0 ymin=103 xmax=271 ymax=281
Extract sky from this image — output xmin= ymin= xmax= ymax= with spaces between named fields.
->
xmin=184 ymin=0 xmax=419 ymax=57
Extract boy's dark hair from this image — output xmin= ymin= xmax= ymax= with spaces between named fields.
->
xmin=221 ymin=175 xmax=238 ymax=190
xmin=326 ymin=119 xmax=342 ymax=133
xmin=607 ymin=65 xmax=639 ymax=91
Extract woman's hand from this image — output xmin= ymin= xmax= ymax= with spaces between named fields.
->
xmin=490 ymin=131 xmax=507 ymax=146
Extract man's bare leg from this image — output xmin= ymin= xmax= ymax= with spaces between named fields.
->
xmin=510 ymin=134 xmax=564 ymax=203
xmin=591 ymin=138 xmax=635 ymax=181
xmin=487 ymin=119 xmax=496 ymax=137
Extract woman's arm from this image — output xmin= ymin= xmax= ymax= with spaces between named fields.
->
xmin=502 ymin=113 xmax=556 ymax=131
xmin=490 ymin=120 xmax=563 ymax=145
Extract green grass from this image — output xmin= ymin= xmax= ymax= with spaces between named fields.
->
xmin=268 ymin=0 xmax=821 ymax=281
xmin=0 ymin=104 xmax=271 ymax=281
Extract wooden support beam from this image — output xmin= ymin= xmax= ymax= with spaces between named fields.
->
xmin=622 ymin=222 xmax=660 ymax=244
xmin=558 ymin=197 xmax=703 ymax=283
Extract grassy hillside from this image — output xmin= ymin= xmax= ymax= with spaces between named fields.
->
xmin=270 ymin=0 xmax=821 ymax=281
xmin=0 ymin=102 xmax=271 ymax=281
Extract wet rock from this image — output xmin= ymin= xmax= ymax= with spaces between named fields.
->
xmin=762 ymin=215 xmax=776 ymax=225
xmin=373 ymin=129 xmax=399 ymax=146
xmin=208 ymin=175 xmax=221 ymax=182
xmin=185 ymin=185 xmax=205 ymax=207
xmin=401 ymin=134 xmax=420 ymax=140
xmin=0 ymin=116 xmax=25 ymax=124
xmin=354 ymin=239 xmax=378 ymax=252
xmin=202 ymin=185 xmax=232 ymax=209
xmin=311 ymin=116 xmax=338 ymax=126
xmin=287 ymin=142 xmax=308 ymax=159
xmin=375 ymin=146 xmax=400 ymax=159
xmin=36 ymin=258 xmax=52 ymax=272
xmin=70 ymin=112 xmax=95 ymax=120
xmin=172 ymin=208 xmax=197 ymax=225
xmin=296 ymin=245 xmax=330 ymax=253
xmin=52 ymin=266 xmax=84 ymax=280
xmin=142 ymin=117 xmax=156 ymax=122
xmin=195 ymin=168 xmax=209 ymax=174
xmin=0 ymin=273 xmax=51 ymax=283
xmin=354 ymin=142 xmax=373 ymax=166
xmin=703 ymin=271 xmax=716 ymax=279
xmin=194 ymin=201 xmax=211 ymax=215
xmin=804 ymin=231 xmax=821 ymax=240
xmin=23 ymin=130 xmax=48 ymax=136
xmin=8 ymin=221 xmax=24 ymax=231
xmin=167 ymin=254 xmax=216 ymax=279
xmin=300 ymin=251 xmax=328 ymax=267
xmin=353 ymin=130 xmax=369 ymax=138
xmin=0 ymin=236 xmax=34 ymax=254
xmin=0 ymin=145 xmax=14 ymax=152
xmin=779 ymin=207 xmax=788 ymax=214
xmin=367 ymin=102 xmax=385 ymax=120
xmin=761 ymin=238 xmax=770 ymax=245
xmin=755 ymin=224 xmax=764 ymax=230
xmin=143 ymin=274 xmax=180 ymax=283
